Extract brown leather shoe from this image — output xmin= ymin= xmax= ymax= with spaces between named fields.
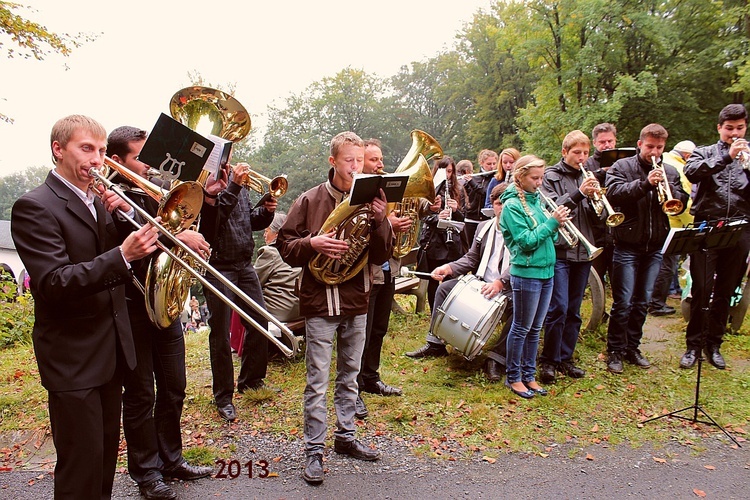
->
xmin=483 ymin=358 xmax=504 ymax=382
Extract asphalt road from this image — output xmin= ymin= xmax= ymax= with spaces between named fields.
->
xmin=2 ymin=434 xmax=747 ymax=499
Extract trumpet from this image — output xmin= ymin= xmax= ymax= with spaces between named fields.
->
xmin=578 ymin=163 xmax=624 ymax=227
xmin=731 ymin=136 xmax=750 ymax=170
xmin=89 ymin=165 xmax=300 ymax=358
xmin=538 ymin=190 xmax=603 ymax=260
xmin=232 ymin=164 xmax=288 ymax=198
xmin=650 ymin=156 xmax=684 ymax=216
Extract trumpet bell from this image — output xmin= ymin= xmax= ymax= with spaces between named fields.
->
xmin=170 ymin=86 xmax=251 ymax=142
xmin=606 ymin=213 xmax=625 ymax=227
xmin=662 ymin=199 xmax=684 ymax=216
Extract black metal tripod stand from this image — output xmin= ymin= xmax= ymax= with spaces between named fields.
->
xmin=644 ymin=220 xmax=745 ymax=447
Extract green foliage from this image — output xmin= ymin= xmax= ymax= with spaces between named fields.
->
xmin=0 ymin=165 xmax=49 ymax=219
xmin=0 ymin=276 xmax=33 ymax=348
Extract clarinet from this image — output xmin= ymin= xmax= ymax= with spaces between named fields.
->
xmin=445 ymin=178 xmax=455 ymax=243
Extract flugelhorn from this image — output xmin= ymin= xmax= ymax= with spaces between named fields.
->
xmin=651 ymin=156 xmax=683 ymax=216
xmin=578 ymin=162 xmax=624 ymax=227
xmin=89 ymin=163 xmax=300 ymax=357
xmin=539 ymin=190 xmax=603 ymax=260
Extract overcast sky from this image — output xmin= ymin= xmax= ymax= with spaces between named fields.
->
xmin=0 ymin=0 xmax=493 ymax=177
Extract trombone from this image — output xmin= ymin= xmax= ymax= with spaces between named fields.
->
xmin=89 ymin=164 xmax=300 ymax=358
xmin=650 ymin=156 xmax=684 ymax=216
xmin=578 ymin=162 xmax=624 ymax=227
xmin=538 ymin=190 xmax=603 ymax=260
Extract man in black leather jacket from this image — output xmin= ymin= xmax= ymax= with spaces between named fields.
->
xmin=680 ymin=104 xmax=750 ymax=370
xmin=604 ymin=124 xmax=689 ymax=374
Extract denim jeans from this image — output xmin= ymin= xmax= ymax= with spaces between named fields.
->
xmin=122 ymin=302 xmax=186 ymax=485
xmin=607 ymin=246 xmax=662 ymax=353
xmin=304 ymin=314 xmax=366 ymax=454
xmin=205 ymin=260 xmax=268 ymax=406
xmin=506 ymin=276 xmax=553 ymax=384
xmin=649 ymin=252 xmax=679 ymax=310
xmin=542 ymin=260 xmax=591 ymax=365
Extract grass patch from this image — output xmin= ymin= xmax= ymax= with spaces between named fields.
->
xmin=1 ymin=293 xmax=748 ymax=466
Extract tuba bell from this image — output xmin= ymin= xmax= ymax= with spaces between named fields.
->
xmin=391 ymin=130 xmax=443 ymax=258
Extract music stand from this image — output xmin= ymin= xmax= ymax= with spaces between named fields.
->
xmin=644 ymin=219 xmax=747 ymax=446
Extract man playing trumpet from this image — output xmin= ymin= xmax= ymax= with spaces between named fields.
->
xmin=604 ymin=124 xmax=689 ymax=374
xmin=539 ymin=130 xmax=601 ymax=384
xmin=681 ymin=104 xmax=750 ymax=370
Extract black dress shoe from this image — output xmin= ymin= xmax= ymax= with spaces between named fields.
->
xmin=679 ymin=349 xmax=698 ymax=369
xmin=648 ymin=305 xmax=676 ymax=316
xmin=504 ymin=379 xmax=534 ymax=399
xmin=162 ymin=461 xmax=213 ymax=481
xmin=333 ymin=439 xmax=381 ymax=461
xmin=216 ymin=402 xmax=236 ymax=422
xmin=303 ymin=453 xmax=324 ymax=485
xmin=405 ymin=343 xmax=448 ymax=358
xmin=559 ymin=360 xmax=585 ymax=378
xmin=362 ymin=380 xmax=403 ymax=396
xmin=354 ymin=395 xmax=368 ymax=419
xmin=607 ymin=351 xmax=623 ymax=374
xmin=705 ymin=346 xmax=726 ymax=369
xmin=139 ymin=479 xmax=177 ymax=500
xmin=625 ymin=349 xmax=651 ymax=369
xmin=538 ymin=362 xmax=556 ymax=384
xmin=483 ymin=359 xmax=504 ymax=382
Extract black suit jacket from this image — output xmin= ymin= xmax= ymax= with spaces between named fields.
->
xmin=11 ymin=172 xmax=136 ymax=392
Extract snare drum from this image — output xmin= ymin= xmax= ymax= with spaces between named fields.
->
xmin=430 ymin=275 xmax=508 ymax=360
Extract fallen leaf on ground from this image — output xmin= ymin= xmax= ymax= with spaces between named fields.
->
xmin=704 ymin=465 xmax=715 ymax=470
xmin=585 ymin=453 xmax=594 ymax=461
xmin=693 ymin=488 xmax=706 ymax=497
xmin=482 ymin=456 xmax=496 ymax=463
xmin=653 ymin=457 xmax=667 ymax=463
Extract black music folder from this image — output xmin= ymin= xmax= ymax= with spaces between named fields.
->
xmin=349 ymin=173 xmax=409 ymax=205
xmin=138 ymin=113 xmax=215 ymax=182
xmin=599 ymin=147 xmax=636 ymax=168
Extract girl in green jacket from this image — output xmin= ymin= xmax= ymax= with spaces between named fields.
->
xmin=499 ymin=155 xmax=569 ymax=399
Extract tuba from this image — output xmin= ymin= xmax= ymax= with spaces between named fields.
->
xmin=100 ymin=157 xmax=205 ymax=328
xmin=391 ymin=130 xmax=442 ymax=258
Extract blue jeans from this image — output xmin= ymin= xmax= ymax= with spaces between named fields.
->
xmin=607 ymin=247 xmax=662 ymax=353
xmin=542 ymin=260 xmax=591 ymax=365
xmin=304 ymin=314 xmax=366 ymax=454
xmin=506 ymin=276 xmax=553 ymax=384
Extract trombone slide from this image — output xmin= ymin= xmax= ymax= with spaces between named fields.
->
xmin=91 ymin=168 xmax=300 ymax=358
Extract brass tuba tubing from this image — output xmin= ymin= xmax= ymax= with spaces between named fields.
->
xmin=89 ymin=168 xmax=299 ymax=358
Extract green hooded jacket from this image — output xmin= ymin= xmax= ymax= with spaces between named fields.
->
xmin=499 ymin=184 xmax=559 ymax=279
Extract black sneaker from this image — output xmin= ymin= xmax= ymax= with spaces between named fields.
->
xmin=302 ymin=453 xmax=324 ymax=485
xmin=607 ymin=352 xmax=623 ymax=374
xmin=625 ymin=349 xmax=651 ymax=368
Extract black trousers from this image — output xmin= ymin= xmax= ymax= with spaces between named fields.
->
xmin=359 ymin=270 xmax=395 ymax=388
xmin=48 ymin=360 xmax=123 ymax=499
xmin=122 ymin=301 xmax=186 ymax=486
xmin=205 ymin=260 xmax=268 ymax=405
xmin=685 ymin=228 xmax=750 ymax=350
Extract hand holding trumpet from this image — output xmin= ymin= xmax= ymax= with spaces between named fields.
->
xmin=729 ymin=136 xmax=750 ymax=160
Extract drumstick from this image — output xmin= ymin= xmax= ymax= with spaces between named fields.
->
xmin=400 ymin=268 xmax=434 ymax=279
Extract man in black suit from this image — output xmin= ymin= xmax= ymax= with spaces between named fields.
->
xmin=11 ymin=115 xmax=159 ymax=499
